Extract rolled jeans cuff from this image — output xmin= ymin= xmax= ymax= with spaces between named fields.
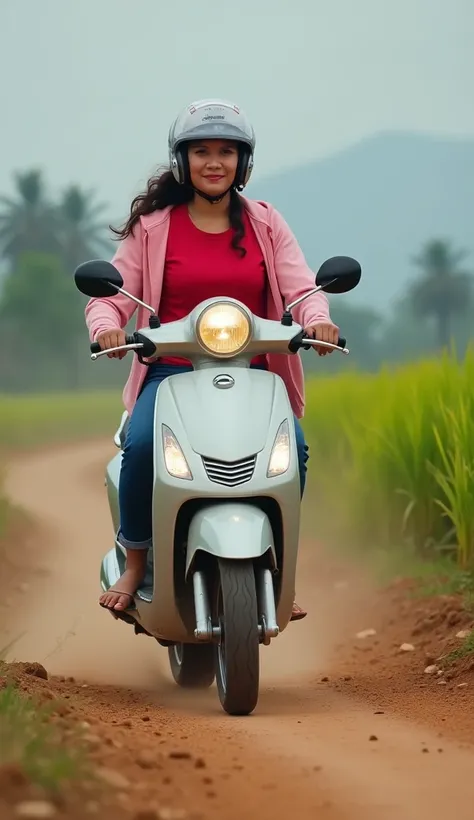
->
xmin=117 ymin=530 xmax=152 ymax=551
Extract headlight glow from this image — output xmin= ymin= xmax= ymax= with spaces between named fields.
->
xmin=267 ymin=420 xmax=290 ymax=478
xmin=196 ymin=302 xmax=251 ymax=357
xmin=162 ymin=425 xmax=192 ymax=480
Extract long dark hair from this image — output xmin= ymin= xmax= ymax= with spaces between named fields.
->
xmin=110 ymin=167 xmax=247 ymax=257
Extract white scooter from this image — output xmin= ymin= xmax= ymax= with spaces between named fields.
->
xmin=74 ymin=255 xmax=360 ymax=715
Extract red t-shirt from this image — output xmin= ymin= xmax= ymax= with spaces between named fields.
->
xmin=159 ymin=204 xmax=267 ymax=366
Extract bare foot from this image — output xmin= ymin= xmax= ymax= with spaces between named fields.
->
xmin=99 ymin=567 xmax=144 ymax=611
xmin=290 ymin=601 xmax=307 ymax=622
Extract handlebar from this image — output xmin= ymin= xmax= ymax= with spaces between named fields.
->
xmin=89 ymin=332 xmax=350 ymax=360
xmin=302 ymin=337 xmax=349 ymax=354
xmin=90 ymin=335 xmax=135 ymax=355
xmin=287 ymin=332 xmax=349 ymax=354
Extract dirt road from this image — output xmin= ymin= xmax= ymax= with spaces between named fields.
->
xmin=3 ymin=440 xmax=474 ymax=819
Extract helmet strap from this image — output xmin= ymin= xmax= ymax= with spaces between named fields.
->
xmin=192 ymin=185 xmax=234 ymax=205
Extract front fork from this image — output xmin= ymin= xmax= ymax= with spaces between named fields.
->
xmin=192 ymin=567 xmax=279 ymax=646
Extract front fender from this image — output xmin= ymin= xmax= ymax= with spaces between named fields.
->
xmin=185 ymin=503 xmax=276 ymax=576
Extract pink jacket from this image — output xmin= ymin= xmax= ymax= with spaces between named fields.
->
xmin=85 ymin=197 xmax=332 ymax=419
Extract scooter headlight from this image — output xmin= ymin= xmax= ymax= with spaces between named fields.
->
xmin=162 ymin=425 xmax=193 ymax=480
xmin=267 ymin=420 xmax=290 ymax=478
xmin=196 ymin=302 xmax=251 ymax=357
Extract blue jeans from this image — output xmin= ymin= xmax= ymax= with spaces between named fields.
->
xmin=118 ymin=362 xmax=309 ymax=549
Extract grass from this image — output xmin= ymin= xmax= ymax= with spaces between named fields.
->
xmin=303 ymin=345 xmax=474 ymax=568
xmin=0 ymin=389 xmax=121 ymax=537
xmin=0 ymin=639 xmax=89 ymax=794
xmin=443 ymin=630 xmax=474 ymax=665
xmin=367 ymin=543 xmax=474 ymax=605
xmin=302 ymin=346 xmax=474 ymax=675
xmin=0 ymin=682 xmax=88 ymax=792
xmin=0 ymin=390 xmax=121 ymax=793
xmin=0 ymin=390 xmax=121 ymax=451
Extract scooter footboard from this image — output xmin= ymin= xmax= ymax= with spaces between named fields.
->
xmin=185 ymin=503 xmax=276 ymax=577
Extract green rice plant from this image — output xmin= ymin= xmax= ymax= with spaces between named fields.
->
xmin=429 ymin=398 xmax=474 ymax=567
xmin=0 ymin=685 xmax=88 ymax=791
xmin=303 ymin=345 xmax=474 ymax=564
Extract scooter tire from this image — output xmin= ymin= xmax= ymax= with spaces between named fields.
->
xmin=168 ymin=643 xmax=215 ymax=689
xmin=214 ymin=558 xmax=260 ymax=716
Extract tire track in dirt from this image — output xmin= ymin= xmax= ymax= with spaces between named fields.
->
xmin=3 ymin=440 xmax=474 ymax=819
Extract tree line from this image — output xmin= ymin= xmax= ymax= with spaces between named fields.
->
xmin=0 ymin=170 xmax=118 ymax=391
xmin=0 ymin=168 xmax=472 ymax=392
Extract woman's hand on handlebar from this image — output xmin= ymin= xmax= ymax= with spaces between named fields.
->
xmin=96 ymin=329 xmax=128 ymax=359
xmin=304 ymin=321 xmax=340 ymax=356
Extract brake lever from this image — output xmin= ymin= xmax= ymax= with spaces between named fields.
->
xmin=303 ymin=339 xmax=350 ymax=355
xmin=90 ymin=343 xmax=145 ymax=361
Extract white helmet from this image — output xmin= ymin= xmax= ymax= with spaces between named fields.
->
xmin=168 ymin=99 xmax=255 ymax=193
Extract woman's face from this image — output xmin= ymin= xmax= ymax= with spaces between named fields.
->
xmin=187 ymin=140 xmax=239 ymax=196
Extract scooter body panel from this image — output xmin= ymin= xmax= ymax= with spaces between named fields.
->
xmin=102 ymin=365 xmax=301 ymax=642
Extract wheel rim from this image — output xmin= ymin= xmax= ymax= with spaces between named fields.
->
xmin=173 ymin=644 xmax=183 ymax=666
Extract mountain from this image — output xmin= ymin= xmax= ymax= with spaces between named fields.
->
xmin=247 ymin=131 xmax=474 ymax=313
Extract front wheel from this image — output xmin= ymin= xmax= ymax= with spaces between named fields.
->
xmin=214 ymin=558 xmax=260 ymax=716
xmin=168 ymin=643 xmax=215 ymax=689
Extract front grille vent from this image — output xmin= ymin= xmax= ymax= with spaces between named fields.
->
xmin=202 ymin=455 xmax=257 ymax=487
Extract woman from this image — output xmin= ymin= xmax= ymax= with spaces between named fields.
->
xmin=85 ymin=98 xmax=339 ymax=620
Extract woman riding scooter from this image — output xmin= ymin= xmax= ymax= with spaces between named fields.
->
xmin=84 ymin=98 xmax=339 ymax=619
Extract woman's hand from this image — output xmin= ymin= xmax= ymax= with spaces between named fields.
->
xmin=96 ymin=328 xmax=128 ymax=359
xmin=304 ymin=321 xmax=339 ymax=356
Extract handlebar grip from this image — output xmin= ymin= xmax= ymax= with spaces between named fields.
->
xmin=90 ymin=334 xmax=136 ymax=354
xmin=288 ymin=330 xmax=348 ymax=354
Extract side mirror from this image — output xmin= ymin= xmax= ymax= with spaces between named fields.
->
xmin=315 ymin=256 xmax=361 ymax=294
xmin=74 ymin=260 xmax=124 ymax=298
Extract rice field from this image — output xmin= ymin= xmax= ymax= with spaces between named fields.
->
xmin=303 ymin=346 xmax=474 ymax=567
xmin=1 ymin=348 xmax=473 ymax=567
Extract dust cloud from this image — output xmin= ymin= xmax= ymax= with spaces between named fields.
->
xmin=2 ymin=440 xmax=368 ymax=696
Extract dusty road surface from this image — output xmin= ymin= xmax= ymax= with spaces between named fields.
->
xmin=3 ymin=440 xmax=474 ymax=819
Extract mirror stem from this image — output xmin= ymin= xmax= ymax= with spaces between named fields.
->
xmin=110 ymin=283 xmax=156 ymax=315
xmin=286 ymin=278 xmax=337 ymax=312
xmin=286 ymin=285 xmax=323 ymax=312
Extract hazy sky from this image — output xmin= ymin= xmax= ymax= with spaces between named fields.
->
xmin=1 ymin=0 xmax=473 ymax=221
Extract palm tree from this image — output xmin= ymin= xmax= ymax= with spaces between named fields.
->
xmin=0 ymin=169 xmax=60 ymax=268
xmin=409 ymin=239 xmax=472 ymax=350
xmin=58 ymin=185 xmax=113 ymax=271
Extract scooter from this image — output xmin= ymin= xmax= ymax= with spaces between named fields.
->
xmin=74 ymin=255 xmax=361 ymax=715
